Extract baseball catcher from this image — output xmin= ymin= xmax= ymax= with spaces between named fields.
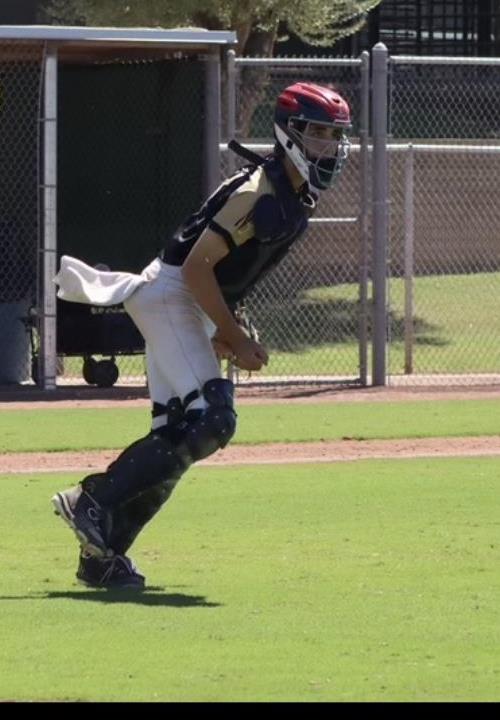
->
xmin=52 ymin=82 xmax=352 ymax=588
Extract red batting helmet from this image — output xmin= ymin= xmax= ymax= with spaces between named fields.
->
xmin=274 ymin=82 xmax=352 ymax=191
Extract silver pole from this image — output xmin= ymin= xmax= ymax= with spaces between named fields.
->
xmin=371 ymin=43 xmax=389 ymax=387
xmin=41 ymin=43 xmax=58 ymax=390
xmin=204 ymin=51 xmax=221 ymax=196
xmin=391 ymin=55 xmax=500 ymax=66
xmin=404 ymin=144 xmax=415 ymax=375
xmin=226 ymin=48 xmax=236 ymax=177
xmin=358 ymin=50 xmax=370 ymax=386
xmin=235 ymin=57 xmax=362 ymax=67
xmin=388 ymin=142 xmax=500 ymax=154
xmin=225 ymin=48 xmax=239 ymax=385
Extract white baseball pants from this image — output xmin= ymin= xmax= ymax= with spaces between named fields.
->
xmin=124 ymin=258 xmax=221 ymax=428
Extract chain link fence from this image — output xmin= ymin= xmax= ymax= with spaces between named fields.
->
xmin=387 ymin=58 xmax=500 ymax=385
xmin=0 ymin=41 xmax=44 ymax=384
xmin=222 ymin=57 xmax=369 ymax=386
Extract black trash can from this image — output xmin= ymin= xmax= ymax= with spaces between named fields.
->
xmin=0 ymin=219 xmax=34 ymax=383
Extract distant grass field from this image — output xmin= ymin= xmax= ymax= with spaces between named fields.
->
xmin=387 ymin=272 xmax=500 ymax=373
xmin=60 ymin=271 xmax=500 ymax=381
xmin=1 ymin=458 xmax=499 ymax=702
xmin=1 ymin=398 xmax=500 ymax=453
xmin=300 ymin=271 xmax=500 ymax=376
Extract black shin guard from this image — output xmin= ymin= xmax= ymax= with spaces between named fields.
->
xmin=107 ymin=480 xmax=176 ymax=555
xmin=81 ymin=431 xmax=187 ymax=508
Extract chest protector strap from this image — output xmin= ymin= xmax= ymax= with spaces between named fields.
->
xmin=228 ymin=139 xmax=266 ymax=167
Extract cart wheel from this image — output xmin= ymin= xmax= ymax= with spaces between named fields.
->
xmin=82 ymin=357 xmax=98 ymax=385
xmin=94 ymin=359 xmax=119 ymax=388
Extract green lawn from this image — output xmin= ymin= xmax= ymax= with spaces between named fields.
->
xmin=2 ymin=393 xmax=499 ymax=701
xmin=1 ymin=398 xmax=500 ymax=453
xmin=388 ymin=272 xmax=500 ymax=373
xmin=286 ymin=271 xmax=500 ymax=376
xmin=1 ymin=458 xmax=499 ymax=702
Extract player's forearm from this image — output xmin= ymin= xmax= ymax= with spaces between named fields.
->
xmin=182 ymin=261 xmax=247 ymax=347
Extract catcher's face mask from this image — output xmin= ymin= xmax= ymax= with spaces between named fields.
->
xmin=291 ymin=119 xmax=351 ymax=190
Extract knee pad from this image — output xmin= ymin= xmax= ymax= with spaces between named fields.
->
xmin=181 ymin=378 xmax=237 ymax=462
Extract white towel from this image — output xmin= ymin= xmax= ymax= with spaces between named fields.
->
xmin=53 ymin=255 xmax=147 ymax=306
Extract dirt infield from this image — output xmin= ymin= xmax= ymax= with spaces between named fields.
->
xmin=3 ymin=435 xmax=500 ymax=474
xmin=1 ymin=384 xmax=499 ymax=473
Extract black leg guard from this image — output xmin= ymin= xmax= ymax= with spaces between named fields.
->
xmin=81 ymin=379 xmax=236 ymax=509
xmin=81 ymin=430 xmax=187 ymax=508
xmin=107 ymin=480 xmax=176 ymax=555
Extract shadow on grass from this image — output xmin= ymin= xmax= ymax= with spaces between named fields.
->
xmin=250 ymin=297 xmax=446 ymax=352
xmin=0 ymin=590 xmax=222 ymax=607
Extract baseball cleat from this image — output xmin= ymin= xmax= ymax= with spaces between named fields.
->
xmin=52 ymin=485 xmax=113 ymax=558
xmin=76 ymin=552 xmax=145 ymax=590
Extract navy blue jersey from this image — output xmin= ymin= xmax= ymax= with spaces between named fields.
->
xmin=161 ymin=155 xmax=316 ymax=306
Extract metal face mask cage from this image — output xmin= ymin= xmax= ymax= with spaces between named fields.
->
xmin=288 ymin=118 xmax=351 ymax=190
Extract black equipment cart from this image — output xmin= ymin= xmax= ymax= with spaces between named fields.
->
xmin=29 ymin=299 xmax=145 ymax=387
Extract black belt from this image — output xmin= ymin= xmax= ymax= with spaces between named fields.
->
xmin=159 ymin=248 xmax=181 ymax=266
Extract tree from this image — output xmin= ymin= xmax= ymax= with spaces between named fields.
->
xmin=41 ymin=0 xmax=382 ymax=57
xmin=41 ymin=0 xmax=381 ymax=137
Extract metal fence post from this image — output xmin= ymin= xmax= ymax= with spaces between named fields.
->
xmin=41 ymin=42 xmax=58 ymax=390
xmin=358 ymin=50 xmax=370 ymax=386
xmin=226 ymin=48 xmax=236 ymax=175
xmin=204 ymin=51 xmax=221 ymax=196
xmin=404 ymin=143 xmax=414 ymax=375
xmin=371 ymin=43 xmax=389 ymax=386
xmin=225 ymin=48 xmax=238 ymax=385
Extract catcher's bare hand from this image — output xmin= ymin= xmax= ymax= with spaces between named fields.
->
xmin=232 ymin=336 xmax=269 ymax=372
xmin=212 ymin=334 xmax=234 ymax=361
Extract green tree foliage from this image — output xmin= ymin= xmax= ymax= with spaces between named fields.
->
xmin=41 ymin=0 xmax=382 ymax=55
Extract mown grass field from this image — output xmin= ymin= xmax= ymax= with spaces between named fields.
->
xmin=1 ymin=398 xmax=500 ymax=453
xmin=0 ymin=399 xmax=499 ymax=701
